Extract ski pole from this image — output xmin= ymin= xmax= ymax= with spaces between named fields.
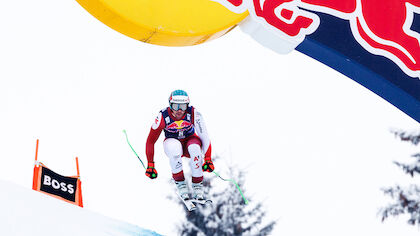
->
xmin=213 ymin=171 xmax=248 ymax=205
xmin=123 ymin=130 xmax=146 ymax=170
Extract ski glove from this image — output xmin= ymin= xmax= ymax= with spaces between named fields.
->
xmin=202 ymin=158 xmax=214 ymax=172
xmin=145 ymin=162 xmax=158 ymax=179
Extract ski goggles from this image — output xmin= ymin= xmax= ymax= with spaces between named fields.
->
xmin=170 ymin=103 xmax=188 ymax=111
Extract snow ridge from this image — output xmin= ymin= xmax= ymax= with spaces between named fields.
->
xmin=0 ymin=179 xmax=162 ymax=236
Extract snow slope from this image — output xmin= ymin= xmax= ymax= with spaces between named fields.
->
xmin=0 ymin=179 xmax=162 ymax=236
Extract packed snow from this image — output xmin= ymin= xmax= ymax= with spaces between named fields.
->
xmin=0 ymin=179 xmax=162 ymax=236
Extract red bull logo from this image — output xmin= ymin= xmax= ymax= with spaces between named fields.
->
xmin=216 ymin=0 xmax=420 ymax=78
xmin=166 ymin=120 xmax=193 ymax=133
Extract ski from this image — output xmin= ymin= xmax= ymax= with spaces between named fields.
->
xmin=191 ymin=199 xmax=212 ymax=205
xmin=179 ymin=196 xmax=197 ymax=211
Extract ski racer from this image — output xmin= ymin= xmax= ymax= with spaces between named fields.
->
xmin=145 ymin=90 xmax=214 ymax=201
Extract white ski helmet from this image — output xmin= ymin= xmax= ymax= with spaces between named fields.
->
xmin=169 ymin=90 xmax=190 ymax=104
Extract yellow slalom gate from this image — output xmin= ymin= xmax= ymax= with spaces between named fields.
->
xmin=76 ymin=0 xmax=248 ymax=46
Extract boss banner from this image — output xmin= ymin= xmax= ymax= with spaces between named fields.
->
xmin=32 ymin=140 xmax=83 ymax=207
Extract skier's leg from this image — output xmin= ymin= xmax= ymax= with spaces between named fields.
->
xmin=164 ymin=138 xmax=189 ymax=199
xmin=163 ymin=138 xmax=184 ymax=181
xmin=186 ymin=136 xmax=203 ymax=183
xmin=187 ymin=136 xmax=205 ymax=199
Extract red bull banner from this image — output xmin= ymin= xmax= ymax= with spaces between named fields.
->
xmin=76 ymin=0 xmax=420 ymax=122
xmin=216 ymin=0 xmax=420 ymax=123
xmin=32 ymin=140 xmax=83 ymax=207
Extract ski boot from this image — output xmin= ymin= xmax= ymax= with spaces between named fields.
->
xmin=191 ymin=182 xmax=204 ymax=200
xmin=175 ymin=180 xmax=190 ymax=200
xmin=175 ymin=180 xmax=197 ymax=211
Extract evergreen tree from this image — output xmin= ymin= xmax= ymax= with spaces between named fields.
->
xmin=169 ymin=157 xmax=276 ymax=236
xmin=379 ymin=129 xmax=420 ymax=225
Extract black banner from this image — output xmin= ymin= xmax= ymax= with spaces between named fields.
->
xmin=40 ymin=167 xmax=78 ymax=202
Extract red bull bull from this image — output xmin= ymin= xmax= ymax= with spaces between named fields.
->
xmin=180 ymin=121 xmax=192 ymax=128
xmin=166 ymin=122 xmax=180 ymax=131
xmin=218 ymin=0 xmax=420 ymax=78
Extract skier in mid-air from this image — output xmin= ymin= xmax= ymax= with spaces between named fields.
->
xmin=145 ymin=90 xmax=214 ymax=203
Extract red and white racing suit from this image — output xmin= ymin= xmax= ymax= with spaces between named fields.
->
xmin=145 ymin=106 xmax=212 ymax=183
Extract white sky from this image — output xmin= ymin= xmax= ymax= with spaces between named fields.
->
xmin=1 ymin=1 xmax=419 ymax=235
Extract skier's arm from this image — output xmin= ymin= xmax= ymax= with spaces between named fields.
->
xmin=145 ymin=112 xmax=165 ymax=165
xmin=194 ymin=109 xmax=214 ymax=172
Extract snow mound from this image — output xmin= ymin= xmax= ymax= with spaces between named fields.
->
xmin=0 ymin=179 xmax=162 ymax=236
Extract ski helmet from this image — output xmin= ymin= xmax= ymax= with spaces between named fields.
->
xmin=169 ymin=90 xmax=190 ymax=104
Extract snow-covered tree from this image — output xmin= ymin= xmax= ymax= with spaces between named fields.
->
xmin=379 ymin=129 xmax=420 ymax=225
xmin=169 ymin=156 xmax=276 ymax=236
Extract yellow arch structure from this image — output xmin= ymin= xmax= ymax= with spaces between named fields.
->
xmin=76 ymin=0 xmax=248 ymax=46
